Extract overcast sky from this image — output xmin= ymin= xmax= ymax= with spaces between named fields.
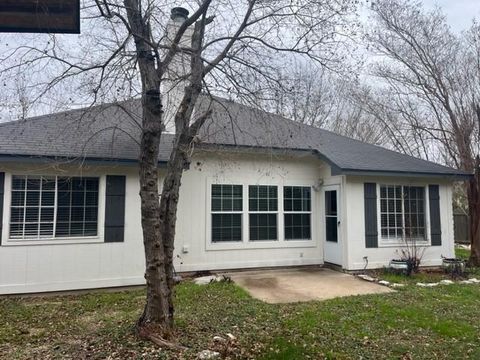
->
xmin=420 ymin=0 xmax=479 ymax=31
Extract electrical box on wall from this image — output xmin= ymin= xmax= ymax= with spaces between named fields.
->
xmin=182 ymin=245 xmax=189 ymax=254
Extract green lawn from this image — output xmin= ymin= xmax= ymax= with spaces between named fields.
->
xmin=1 ymin=278 xmax=480 ymax=359
xmin=372 ymin=247 xmax=479 ymax=285
xmin=456 ymin=247 xmax=471 ymax=261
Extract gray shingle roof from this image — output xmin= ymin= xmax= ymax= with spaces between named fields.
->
xmin=0 ymin=97 xmax=470 ymax=178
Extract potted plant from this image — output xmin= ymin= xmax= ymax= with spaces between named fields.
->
xmin=442 ymin=257 xmax=466 ymax=278
xmin=390 ymin=230 xmax=426 ymax=276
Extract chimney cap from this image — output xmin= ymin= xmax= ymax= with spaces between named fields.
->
xmin=171 ymin=7 xmax=189 ymax=21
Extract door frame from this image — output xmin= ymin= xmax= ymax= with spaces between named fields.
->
xmin=322 ymin=184 xmax=343 ymax=266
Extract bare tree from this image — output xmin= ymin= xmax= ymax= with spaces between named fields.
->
xmin=0 ymin=0 xmax=357 ymax=345
xmin=257 ymin=60 xmax=399 ymax=146
xmin=365 ymin=0 xmax=480 ymax=264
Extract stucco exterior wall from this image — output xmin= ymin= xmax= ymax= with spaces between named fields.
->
xmin=0 ymin=154 xmax=457 ymax=294
xmin=343 ymin=175 xmax=455 ymax=270
xmin=172 ymin=151 xmax=339 ymax=272
xmin=0 ymin=152 xmax=338 ymax=294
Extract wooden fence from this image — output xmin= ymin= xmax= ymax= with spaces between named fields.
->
xmin=454 ymin=213 xmax=469 ymax=244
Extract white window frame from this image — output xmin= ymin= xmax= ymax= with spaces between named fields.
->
xmin=205 ymin=178 xmax=316 ymax=251
xmin=210 ymin=184 xmax=244 ymax=243
xmin=248 ymin=185 xmax=279 ymax=242
xmin=377 ymin=183 xmax=430 ymax=247
xmin=2 ymin=173 xmax=106 ymax=246
xmin=283 ymin=186 xmax=313 ymax=241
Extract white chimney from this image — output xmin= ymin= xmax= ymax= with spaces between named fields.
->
xmin=162 ymin=7 xmax=193 ymax=134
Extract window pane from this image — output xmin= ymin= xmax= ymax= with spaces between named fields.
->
xmin=57 ymin=191 xmax=71 ymax=206
xmin=233 ymin=199 xmax=243 ymax=211
xmin=11 ymin=191 xmax=25 ymax=206
xmin=72 ymin=191 xmax=85 ymax=207
xmin=285 ymin=214 xmax=311 ymax=240
xmin=222 ymin=197 xmax=233 ymax=211
xmin=258 ymin=198 xmax=268 ymax=212
xmin=24 ymin=223 xmax=39 ymax=237
xmin=258 ymin=186 xmax=268 ymax=198
xmin=403 ymin=186 xmax=426 ymax=240
xmin=41 ymin=191 xmax=55 ymax=206
xmin=249 ymin=185 xmax=277 ymax=212
xmin=84 ymin=222 xmax=98 ymax=236
xmin=212 ymin=214 xmax=242 ymax=242
xmin=249 ymin=214 xmax=277 ymax=241
xmin=39 ymin=223 xmax=54 ymax=236
xmin=326 ymin=217 xmax=338 ymax=242
xmin=42 ymin=177 xmax=56 ymax=190
xmin=54 ymin=177 xmax=99 ymax=237
xmin=85 ymin=192 xmax=98 ymax=206
xmin=211 ymin=185 xmax=242 ymax=212
xmin=10 ymin=208 xmax=24 ymax=223
xmin=380 ymin=184 xmax=425 ymax=241
xmin=85 ymin=178 xmax=99 ymax=191
xmin=325 ymin=191 xmax=337 ymax=215
xmin=25 ymin=207 xmax=39 ymax=222
xmin=72 ymin=178 xmax=85 ymax=191
xmin=40 ymin=207 xmax=54 ymax=222
xmin=12 ymin=176 xmax=26 ymax=190
xmin=284 ymin=186 xmax=311 ymax=212
xmin=57 ymin=178 xmax=71 ymax=191
xmin=293 ymin=199 xmax=302 ymax=211
xmin=84 ymin=207 xmax=98 ymax=222
xmin=284 ymin=187 xmax=312 ymax=241
xmin=10 ymin=223 xmax=23 ymax=237
xmin=55 ymin=222 xmax=70 ymax=237
xmin=26 ymin=191 xmax=40 ymax=207
xmin=26 ymin=177 xmax=41 ymax=190
xmin=212 ymin=198 xmax=222 ymax=211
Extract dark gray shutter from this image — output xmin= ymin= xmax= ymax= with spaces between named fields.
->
xmin=104 ymin=175 xmax=126 ymax=243
xmin=0 ymin=173 xmax=4 ymax=245
xmin=429 ymin=184 xmax=441 ymax=246
xmin=364 ymin=182 xmax=378 ymax=248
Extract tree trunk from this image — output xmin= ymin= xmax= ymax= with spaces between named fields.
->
xmin=468 ymin=156 xmax=480 ymax=266
xmin=123 ymin=0 xmax=176 ymax=340
xmin=159 ymin=131 xmax=192 ymax=319
xmin=137 ymin=93 xmax=175 ymax=338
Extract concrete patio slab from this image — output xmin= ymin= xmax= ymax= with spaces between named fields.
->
xmin=225 ymin=267 xmax=393 ymax=303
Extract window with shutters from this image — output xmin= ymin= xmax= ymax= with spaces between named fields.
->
xmin=211 ymin=184 xmax=243 ymax=242
xmin=9 ymin=175 xmax=99 ymax=240
xmin=379 ymin=185 xmax=426 ymax=241
xmin=284 ymin=186 xmax=311 ymax=240
xmin=249 ymin=185 xmax=278 ymax=241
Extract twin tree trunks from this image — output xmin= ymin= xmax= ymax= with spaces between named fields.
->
xmin=126 ymin=1 xmax=208 ymax=343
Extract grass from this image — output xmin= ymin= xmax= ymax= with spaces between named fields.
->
xmin=1 ymin=276 xmax=480 ymax=359
xmin=456 ymin=247 xmax=471 ymax=261
xmin=373 ymin=247 xmax=480 ymax=285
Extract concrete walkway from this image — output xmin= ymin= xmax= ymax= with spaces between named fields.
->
xmin=225 ymin=267 xmax=393 ymax=304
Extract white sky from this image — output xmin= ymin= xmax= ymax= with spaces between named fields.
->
xmin=1 ymin=0 xmax=479 ymax=122
xmin=420 ymin=0 xmax=479 ymax=31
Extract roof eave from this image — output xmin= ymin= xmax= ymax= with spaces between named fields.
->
xmin=0 ymin=154 xmax=143 ymax=167
xmin=333 ymin=167 xmax=473 ymax=180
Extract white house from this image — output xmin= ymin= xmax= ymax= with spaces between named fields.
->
xmin=0 ymin=8 xmax=470 ymax=294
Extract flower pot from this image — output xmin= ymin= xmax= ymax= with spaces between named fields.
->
xmin=442 ymin=258 xmax=465 ymax=275
xmin=390 ymin=259 xmax=409 ymax=270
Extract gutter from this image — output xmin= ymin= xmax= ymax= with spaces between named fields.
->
xmin=0 ymin=154 xmax=168 ymax=168
xmin=0 ymin=146 xmax=471 ymax=180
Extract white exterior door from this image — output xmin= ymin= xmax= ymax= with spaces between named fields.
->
xmin=323 ymin=185 xmax=342 ymax=266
